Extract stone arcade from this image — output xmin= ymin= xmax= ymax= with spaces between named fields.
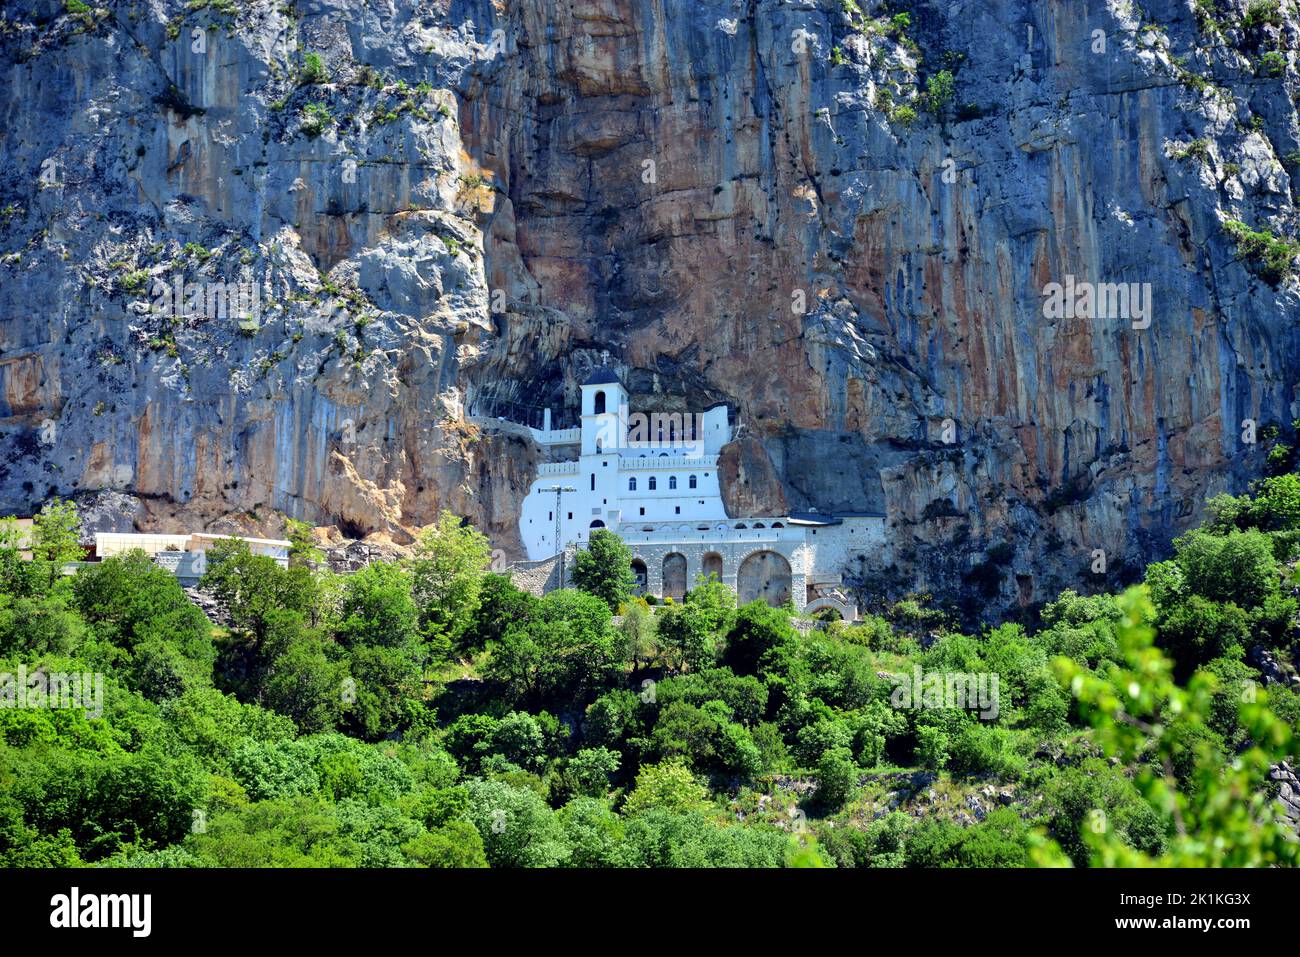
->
xmin=498 ymin=368 xmax=884 ymax=619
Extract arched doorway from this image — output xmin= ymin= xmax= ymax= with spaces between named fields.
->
xmin=662 ymin=553 xmax=687 ymax=601
xmin=737 ymin=550 xmax=792 ymax=607
xmin=702 ymin=551 xmax=723 ymax=582
xmin=630 ymin=558 xmax=648 ymax=594
xmin=589 ymin=520 xmax=605 ymax=528
xmin=804 ymin=596 xmax=857 ymax=622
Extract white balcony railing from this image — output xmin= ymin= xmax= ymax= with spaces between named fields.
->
xmin=618 ymin=455 xmax=718 ymax=471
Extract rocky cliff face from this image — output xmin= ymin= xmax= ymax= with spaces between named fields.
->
xmin=1 ymin=0 xmax=1298 ymax=613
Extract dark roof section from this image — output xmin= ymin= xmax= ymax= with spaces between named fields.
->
xmin=785 ymin=511 xmax=888 ymax=526
xmin=787 ymin=513 xmax=842 ymax=527
xmin=583 ymin=366 xmax=622 ymax=386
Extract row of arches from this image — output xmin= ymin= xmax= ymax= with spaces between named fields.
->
xmin=631 ymin=550 xmax=792 ymax=607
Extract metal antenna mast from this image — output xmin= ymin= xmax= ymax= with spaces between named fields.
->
xmin=545 ymin=485 xmax=575 ymax=585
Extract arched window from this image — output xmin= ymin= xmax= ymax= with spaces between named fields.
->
xmin=668 ymin=476 xmax=677 ymax=490
xmin=594 ymin=390 xmax=606 ymax=414
xmin=628 ymin=477 xmax=637 ymax=491
xmin=649 ymin=476 xmax=657 ymax=491
xmin=688 ymin=475 xmax=697 ymax=489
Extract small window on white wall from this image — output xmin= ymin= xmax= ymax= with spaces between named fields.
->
xmin=689 ymin=475 xmax=697 ymax=489
xmin=669 ymin=476 xmax=677 ymax=490
xmin=590 ymin=474 xmax=595 ymax=491
xmin=649 ymin=477 xmax=657 ymax=491
xmin=629 ymin=477 xmax=637 ymax=491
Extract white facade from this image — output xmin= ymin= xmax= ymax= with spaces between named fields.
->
xmin=510 ymin=369 xmax=886 ymax=617
xmin=519 ymin=373 xmax=732 ymax=559
xmin=93 ymin=532 xmax=291 ymax=580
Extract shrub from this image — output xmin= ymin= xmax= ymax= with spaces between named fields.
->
xmin=301 ymin=102 xmax=333 ymax=138
xmin=1172 ymin=527 xmax=1279 ymax=610
xmin=814 ymin=747 xmax=857 ymax=809
xmin=924 ymin=70 xmax=955 ymax=115
xmin=301 ymin=52 xmax=327 ymax=85
xmin=890 ymin=105 xmax=918 ymax=128
xmin=1242 ymin=0 xmax=1282 ymax=29
xmin=1258 ymin=51 xmax=1286 ymax=77
xmin=1223 ymin=219 xmax=1299 ymax=285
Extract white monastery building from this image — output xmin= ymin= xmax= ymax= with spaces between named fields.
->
xmin=504 ymin=368 xmax=885 ymax=619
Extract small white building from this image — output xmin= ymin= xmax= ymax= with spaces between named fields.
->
xmin=93 ymin=532 xmax=291 ymax=582
xmin=509 ymin=368 xmax=884 ymax=619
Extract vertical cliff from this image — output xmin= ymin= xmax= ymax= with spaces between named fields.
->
xmin=1 ymin=0 xmax=1297 ymax=612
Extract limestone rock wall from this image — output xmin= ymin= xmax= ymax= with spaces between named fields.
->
xmin=1 ymin=0 xmax=1298 ymax=612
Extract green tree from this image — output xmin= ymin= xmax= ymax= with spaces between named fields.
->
xmin=460 ymin=573 xmax=536 ymax=657
xmin=556 ymin=797 xmax=626 ymax=867
xmin=201 ymin=539 xmax=317 ymax=643
xmin=924 ymin=69 xmax=956 ymax=115
xmin=658 ymin=576 xmax=738 ymax=673
xmin=1172 ymin=527 xmax=1278 ymax=610
xmin=570 ymin=529 xmax=636 ymax=610
xmin=186 ymin=797 xmax=361 ymax=867
xmin=285 ymin=518 xmax=325 ymax=568
xmin=916 ymin=724 xmax=951 ymax=772
xmin=465 ymin=778 xmax=570 ymax=867
xmin=401 ymin=819 xmax=487 ymax=867
xmin=622 ymin=759 xmax=708 ymax=815
xmin=814 ymin=746 xmax=857 ymax=810
xmin=409 ymin=512 xmax=492 ymax=657
xmin=1156 ymin=595 xmax=1248 ymax=680
xmin=489 ymin=711 xmax=549 ymax=771
xmin=0 ymin=517 xmax=33 ymax=596
xmin=722 ymin=601 xmax=797 ymax=676
xmin=1044 ymin=587 xmax=1298 ymax=866
xmin=73 ymin=550 xmax=211 ymax=652
xmin=30 ymin=499 xmax=82 ymax=592
xmin=618 ymin=597 xmax=659 ymax=670
xmin=336 ymin=561 xmax=419 ymax=651
xmin=486 ymin=589 xmax=619 ymax=705
xmin=341 ymin=644 xmax=423 ymax=742
xmin=566 ymin=747 xmax=621 ymax=797
xmin=259 ymin=637 xmax=345 ymax=734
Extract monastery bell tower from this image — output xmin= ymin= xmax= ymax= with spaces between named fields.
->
xmin=581 ymin=365 xmax=627 ymax=455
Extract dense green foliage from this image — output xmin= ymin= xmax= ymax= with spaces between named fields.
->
xmin=1 ymin=480 xmax=1297 ymax=868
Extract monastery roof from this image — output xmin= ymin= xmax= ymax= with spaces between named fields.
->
xmin=786 ymin=510 xmax=886 ymax=525
xmin=786 ymin=513 xmax=842 ymax=527
xmin=583 ymin=366 xmax=622 ymax=386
